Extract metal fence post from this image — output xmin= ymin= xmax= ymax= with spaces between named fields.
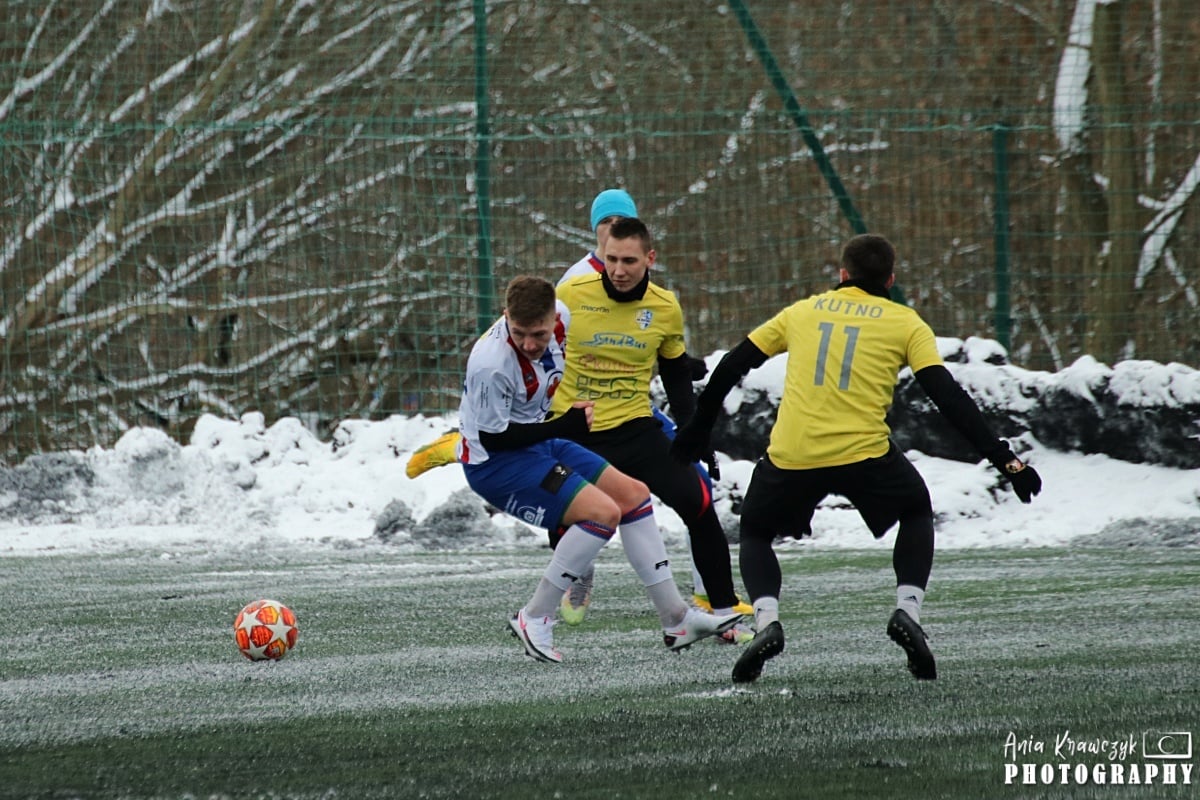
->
xmin=473 ymin=0 xmax=495 ymax=333
xmin=992 ymin=123 xmax=1012 ymax=351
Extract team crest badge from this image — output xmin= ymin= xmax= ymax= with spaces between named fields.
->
xmin=635 ymin=309 xmax=653 ymax=330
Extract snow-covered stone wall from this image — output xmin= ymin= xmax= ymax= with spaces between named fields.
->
xmin=670 ymin=338 xmax=1200 ymax=469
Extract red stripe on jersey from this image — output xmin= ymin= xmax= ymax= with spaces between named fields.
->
xmin=587 ymin=252 xmax=604 ymax=273
xmin=505 ymin=337 xmax=540 ymax=402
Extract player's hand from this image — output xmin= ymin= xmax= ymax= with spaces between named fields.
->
xmin=571 ymin=401 xmax=595 ymax=429
xmin=688 ymin=355 xmax=709 ymax=381
xmin=987 ymin=443 xmax=1042 ymax=504
xmin=670 ymin=421 xmax=711 ymax=465
xmin=1004 ymin=461 xmax=1042 ymax=503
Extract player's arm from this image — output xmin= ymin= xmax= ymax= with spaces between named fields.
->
xmin=914 ymin=364 xmax=1042 ymax=503
xmin=478 ymin=405 xmax=591 ymax=452
xmin=669 ymin=338 xmax=769 ymax=464
xmin=657 ymin=353 xmax=698 ymax=427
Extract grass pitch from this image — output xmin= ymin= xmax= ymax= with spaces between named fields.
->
xmin=0 ymin=543 xmax=1196 ymax=799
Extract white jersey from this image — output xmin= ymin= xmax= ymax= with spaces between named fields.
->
xmin=557 ymin=251 xmax=605 ymax=285
xmin=457 ymin=302 xmax=570 ymax=465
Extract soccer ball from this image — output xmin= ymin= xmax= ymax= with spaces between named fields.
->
xmin=234 ymin=599 xmax=299 ymax=661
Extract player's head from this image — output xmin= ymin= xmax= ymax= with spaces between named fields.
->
xmin=603 ymin=217 xmax=656 ymax=293
xmin=504 ymin=275 xmax=558 ymax=358
xmin=840 ymin=234 xmax=897 ymax=288
xmin=590 ymin=189 xmax=638 ymax=255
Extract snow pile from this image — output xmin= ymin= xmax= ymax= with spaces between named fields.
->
xmin=1 ymin=340 xmax=1198 ymax=556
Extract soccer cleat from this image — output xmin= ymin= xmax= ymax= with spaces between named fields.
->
xmin=508 ymin=609 xmax=563 ymax=664
xmin=692 ymin=593 xmax=754 ymax=616
xmin=405 ymin=431 xmax=462 ymax=479
xmin=731 ymin=620 xmax=785 ymax=683
xmin=887 ymin=609 xmax=937 ymax=680
xmin=663 ymin=609 xmax=742 ymax=651
xmin=559 ymin=565 xmax=595 ymax=626
xmin=715 ymin=620 xmax=756 ymax=645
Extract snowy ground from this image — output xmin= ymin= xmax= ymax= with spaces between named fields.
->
xmin=2 ymin=410 xmax=1197 ymax=557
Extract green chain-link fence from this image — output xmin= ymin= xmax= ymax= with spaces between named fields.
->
xmin=1 ymin=0 xmax=1197 ymax=461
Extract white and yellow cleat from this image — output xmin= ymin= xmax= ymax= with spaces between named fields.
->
xmin=405 ymin=430 xmax=462 ymax=479
xmin=692 ymin=593 xmax=754 ymax=616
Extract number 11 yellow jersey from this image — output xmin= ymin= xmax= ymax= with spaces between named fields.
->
xmin=747 ymin=286 xmax=943 ymax=469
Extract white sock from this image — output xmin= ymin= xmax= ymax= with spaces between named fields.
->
xmin=896 ymin=584 xmax=925 ymax=624
xmin=753 ymin=596 xmax=780 ymax=629
xmin=525 ymin=578 xmax=565 ymax=620
xmin=645 ymin=580 xmax=688 ymax=628
xmin=617 ymin=498 xmax=687 ymax=626
xmin=617 ymin=499 xmax=672 ymax=585
xmin=528 ymin=521 xmax=614 ymax=617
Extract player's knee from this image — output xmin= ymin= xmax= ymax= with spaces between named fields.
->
xmin=567 ymin=494 xmax=621 ymax=530
xmin=593 ymin=499 xmax=621 ymax=529
xmin=600 ymin=473 xmax=650 ymax=517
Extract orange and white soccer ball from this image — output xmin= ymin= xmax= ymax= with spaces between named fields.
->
xmin=234 ymin=599 xmax=299 ymax=661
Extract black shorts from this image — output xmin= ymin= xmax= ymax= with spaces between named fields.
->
xmin=569 ymin=416 xmax=711 ymax=520
xmin=739 ymin=442 xmax=932 ymax=540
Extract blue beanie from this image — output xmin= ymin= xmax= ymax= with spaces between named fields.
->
xmin=589 ymin=189 xmax=638 ymax=231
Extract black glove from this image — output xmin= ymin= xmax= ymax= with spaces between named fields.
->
xmin=671 ymin=420 xmax=712 ymax=466
xmin=988 ymin=445 xmax=1042 ymax=504
xmin=688 ymin=355 xmax=709 ymax=381
xmin=1005 ymin=462 xmax=1042 ymax=503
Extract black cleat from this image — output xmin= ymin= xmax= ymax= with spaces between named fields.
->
xmin=731 ymin=621 xmax=785 ymax=683
xmin=887 ymin=609 xmax=937 ymax=680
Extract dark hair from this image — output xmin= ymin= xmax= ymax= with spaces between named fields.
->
xmin=504 ymin=275 xmax=557 ymax=324
xmin=607 ymin=217 xmax=652 ymax=251
xmin=841 ymin=234 xmax=895 ymax=284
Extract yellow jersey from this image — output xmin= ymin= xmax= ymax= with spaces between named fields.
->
xmin=551 ymin=273 xmax=687 ymax=431
xmin=748 ymin=286 xmax=943 ymax=469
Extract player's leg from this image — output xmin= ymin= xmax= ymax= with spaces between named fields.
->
xmin=464 ymin=444 xmax=617 ymax=663
xmin=841 ymin=445 xmax=937 ymax=680
xmin=546 ymin=441 xmax=614 ymax=626
xmin=405 ymin=430 xmax=463 ymax=478
xmin=652 ymin=406 xmax=720 ymax=609
xmin=593 ymin=420 xmax=742 ymax=612
xmin=591 ymin=462 xmax=742 ymax=650
xmin=731 ymin=458 xmax=823 ymax=683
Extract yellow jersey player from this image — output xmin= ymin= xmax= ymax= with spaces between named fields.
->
xmin=551 ymin=217 xmax=750 ymax=632
xmin=672 ymin=233 xmax=1042 ymax=684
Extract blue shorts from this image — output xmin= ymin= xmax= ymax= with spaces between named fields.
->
xmin=462 ymin=439 xmax=609 ymax=533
